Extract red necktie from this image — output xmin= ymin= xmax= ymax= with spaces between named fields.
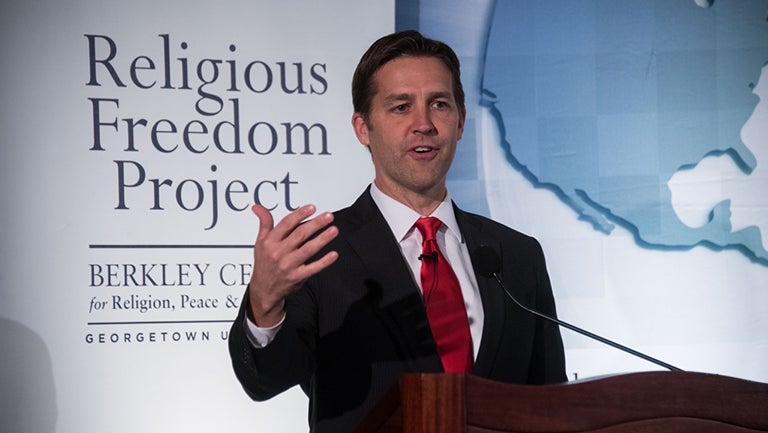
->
xmin=414 ymin=217 xmax=473 ymax=373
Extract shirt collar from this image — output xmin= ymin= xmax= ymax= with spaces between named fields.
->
xmin=369 ymin=183 xmax=463 ymax=244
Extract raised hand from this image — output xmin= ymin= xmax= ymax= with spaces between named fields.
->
xmin=248 ymin=204 xmax=339 ymax=327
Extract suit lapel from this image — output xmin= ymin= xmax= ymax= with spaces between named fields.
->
xmin=341 ymin=189 xmax=443 ymax=372
xmin=454 ymin=206 xmax=507 ymax=377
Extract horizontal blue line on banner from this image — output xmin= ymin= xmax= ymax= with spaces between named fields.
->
xmin=88 ymin=320 xmax=234 ymax=325
xmin=89 ymin=244 xmax=252 ymax=249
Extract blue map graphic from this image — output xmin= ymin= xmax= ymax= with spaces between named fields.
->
xmin=406 ymin=0 xmax=768 ymax=265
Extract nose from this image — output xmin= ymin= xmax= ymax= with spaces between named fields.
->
xmin=412 ymin=105 xmax=435 ymax=134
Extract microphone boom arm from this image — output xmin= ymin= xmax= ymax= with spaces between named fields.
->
xmin=491 ymin=273 xmax=684 ymax=372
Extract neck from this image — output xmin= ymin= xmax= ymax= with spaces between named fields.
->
xmin=373 ymin=179 xmax=447 ymax=216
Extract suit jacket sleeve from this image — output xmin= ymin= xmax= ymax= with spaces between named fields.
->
xmin=228 ymin=283 xmax=318 ymax=401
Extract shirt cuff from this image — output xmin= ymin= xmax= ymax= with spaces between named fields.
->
xmin=244 ymin=314 xmax=285 ymax=348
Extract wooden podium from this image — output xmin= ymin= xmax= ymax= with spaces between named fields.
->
xmin=353 ymin=372 xmax=768 ymax=433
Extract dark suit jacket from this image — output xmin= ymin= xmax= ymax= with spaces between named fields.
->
xmin=229 ymin=188 xmax=566 ymax=433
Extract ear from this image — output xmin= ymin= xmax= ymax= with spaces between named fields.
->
xmin=351 ymin=112 xmax=370 ymax=147
xmin=456 ymin=107 xmax=466 ymax=141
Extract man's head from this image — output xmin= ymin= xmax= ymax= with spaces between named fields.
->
xmin=352 ymin=30 xmax=465 ymax=123
xmin=350 ymin=31 xmax=466 ymax=209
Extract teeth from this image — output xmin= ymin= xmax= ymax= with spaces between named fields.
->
xmin=414 ymin=147 xmax=431 ymax=153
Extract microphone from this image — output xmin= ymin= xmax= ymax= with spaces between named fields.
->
xmin=473 ymin=246 xmax=683 ymax=372
xmin=418 ymin=251 xmax=438 ymax=262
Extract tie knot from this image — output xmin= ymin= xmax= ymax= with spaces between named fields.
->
xmin=415 ymin=217 xmax=442 ymax=241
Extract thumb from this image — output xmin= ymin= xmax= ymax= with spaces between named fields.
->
xmin=251 ymin=204 xmax=274 ymax=239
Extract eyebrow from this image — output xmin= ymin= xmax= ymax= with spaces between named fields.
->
xmin=382 ymin=91 xmax=453 ymax=104
xmin=383 ymin=93 xmax=412 ymax=104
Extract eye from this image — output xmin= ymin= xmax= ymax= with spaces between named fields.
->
xmin=432 ymin=100 xmax=450 ymax=109
xmin=392 ymin=104 xmax=408 ymax=112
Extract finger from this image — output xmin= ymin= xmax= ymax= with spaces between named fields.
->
xmin=251 ymin=204 xmax=275 ymax=241
xmin=270 ymin=204 xmax=320 ymax=241
xmin=292 ymin=223 xmax=339 ymax=264
xmin=271 ymin=222 xmax=339 ymax=279
xmin=281 ymin=211 xmax=335 ymax=252
xmin=292 ymin=250 xmax=340 ymax=283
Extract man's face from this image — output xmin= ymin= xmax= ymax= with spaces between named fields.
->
xmin=352 ymin=56 xmax=465 ymax=202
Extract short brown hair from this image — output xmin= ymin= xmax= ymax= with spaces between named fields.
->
xmin=352 ymin=30 xmax=465 ymax=120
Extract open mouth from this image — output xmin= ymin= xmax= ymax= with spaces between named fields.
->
xmin=413 ymin=146 xmax=435 ymax=154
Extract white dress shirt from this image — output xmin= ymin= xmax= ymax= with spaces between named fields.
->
xmin=368 ymin=184 xmax=484 ymax=358
xmin=246 ymin=183 xmax=485 ymax=359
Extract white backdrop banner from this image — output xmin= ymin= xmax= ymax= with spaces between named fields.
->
xmin=1 ymin=1 xmax=389 ymax=432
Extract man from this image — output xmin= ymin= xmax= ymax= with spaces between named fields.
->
xmin=229 ymin=30 xmax=566 ymax=433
